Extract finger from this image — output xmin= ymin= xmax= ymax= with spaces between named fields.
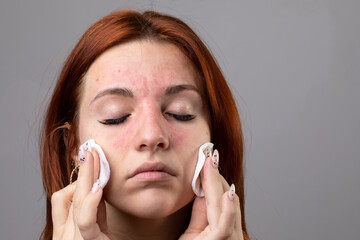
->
xmin=51 ymin=183 xmax=76 ymax=228
xmin=57 ymin=203 xmax=77 ymax=240
xmin=186 ymin=197 xmax=207 ymax=232
xmin=201 ymin=149 xmax=224 ymax=228
xmin=219 ymin=174 xmax=230 ymax=192
xmin=232 ymin=192 xmax=245 ymax=239
xmin=97 ymin=197 xmax=108 ymax=233
xmin=92 ymin=149 xmax=100 ymax=180
xmin=216 ymin=189 xmax=237 ymax=239
xmin=233 ymin=189 xmax=243 ymax=234
xmin=78 ymin=187 xmax=108 ymax=240
xmin=73 ymin=151 xmax=95 ymax=220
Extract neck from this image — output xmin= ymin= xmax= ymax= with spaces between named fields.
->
xmin=105 ymin=201 xmax=192 ymax=240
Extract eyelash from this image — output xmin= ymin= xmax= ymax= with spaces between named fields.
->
xmin=166 ymin=113 xmax=196 ymax=122
xmin=98 ymin=113 xmax=195 ymax=125
xmin=98 ymin=114 xmax=130 ymax=125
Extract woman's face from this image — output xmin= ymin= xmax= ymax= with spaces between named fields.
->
xmin=78 ymin=40 xmax=211 ymax=218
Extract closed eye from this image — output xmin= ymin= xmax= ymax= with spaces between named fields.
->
xmin=98 ymin=114 xmax=131 ymax=125
xmin=166 ymin=113 xmax=195 ymax=121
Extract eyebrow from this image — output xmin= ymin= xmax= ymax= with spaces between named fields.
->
xmin=90 ymin=84 xmax=200 ymax=104
xmin=90 ymin=88 xmax=133 ymax=104
xmin=165 ymin=84 xmax=200 ymax=96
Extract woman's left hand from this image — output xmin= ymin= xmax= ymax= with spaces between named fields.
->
xmin=179 ymin=152 xmax=244 ymax=240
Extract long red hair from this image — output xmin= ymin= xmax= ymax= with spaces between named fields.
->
xmin=40 ymin=10 xmax=249 ymax=239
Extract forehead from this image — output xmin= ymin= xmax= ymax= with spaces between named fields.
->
xmin=83 ymin=40 xmax=202 ymax=97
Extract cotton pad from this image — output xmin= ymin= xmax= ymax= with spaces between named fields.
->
xmin=78 ymin=139 xmax=110 ymax=189
xmin=192 ymin=142 xmax=214 ymax=197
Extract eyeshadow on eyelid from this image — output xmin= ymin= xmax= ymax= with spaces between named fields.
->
xmin=94 ymin=102 xmax=125 ymax=116
xmin=168 ymin=102 xmax=197 ymax=113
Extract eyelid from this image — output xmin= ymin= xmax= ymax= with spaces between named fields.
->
xmin=165 ymin=112 xmax=196 ymax=121
xmin=98 ymin=114 xmax=131 ymax=125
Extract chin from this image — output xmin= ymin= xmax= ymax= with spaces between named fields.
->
xmin=107 ymin=187 xmax=194 ymax=219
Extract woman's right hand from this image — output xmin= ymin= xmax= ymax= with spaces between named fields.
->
xmin=51 ymin=150 xmax=111 ymax=240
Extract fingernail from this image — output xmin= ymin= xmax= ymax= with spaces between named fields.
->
xmin=91 ymin=179 xmax=100 ymax=193
xmin=229 ymin=184 xmax=235 ymax=201
xmin=212 ymin=149 xmax=219 ymax=168
xmin=78 ymin=146 xmax=86 ymax=164
xmin=203 ymin=146 xmax=213 ymax=158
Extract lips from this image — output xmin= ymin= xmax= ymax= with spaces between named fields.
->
xmin=129 ymin=162 xmax=176 ymax=180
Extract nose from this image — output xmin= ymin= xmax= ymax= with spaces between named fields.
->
xmin=134 ymin=109 xmax=169 ymax=152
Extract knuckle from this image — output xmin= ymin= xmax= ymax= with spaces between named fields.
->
xmin=72 ymin=194 xmax=85 ymax=210
xmin=218 ymin=227 xmax=234 ymax=239
xmin=77 ymin=217 xmax=92 ymax=231
xmin=214 ymin=227 xmax=233 ymax=240
xmin=72 ymin=199 xmax=81 ymax=210
xmin=51 ymin=190 xmax=64 ymax=205
xmin=77 ymin=217 xmax=96 ymax=235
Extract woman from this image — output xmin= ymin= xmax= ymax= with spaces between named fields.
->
xmin=40 ymin=10 xmax=250 ymax=240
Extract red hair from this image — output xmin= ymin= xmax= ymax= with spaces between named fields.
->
xmin=40 ymin=10 xmax=249 ymax=239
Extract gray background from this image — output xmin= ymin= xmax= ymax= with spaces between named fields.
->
xmin=1 ymin=0 xmax=359 ymax=239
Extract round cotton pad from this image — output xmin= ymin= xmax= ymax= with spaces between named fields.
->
xmin=192 ymin=142 xmax=214 ymax=197
xmin=78 ymin=139 xmax=110 ymax=189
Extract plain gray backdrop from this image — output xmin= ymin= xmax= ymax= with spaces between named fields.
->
xmin=1 ymin=0 xmax=359 ymax=239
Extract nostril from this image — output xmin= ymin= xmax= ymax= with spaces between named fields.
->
xmin=139 ymin=142 xmax=166 ymax=151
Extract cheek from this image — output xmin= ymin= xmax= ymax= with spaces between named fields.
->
xmin=175 ymin=125 xmax=210 ymax=168
xmin=170 ymin=129 xmax=186 ymax=145
xmin=78 ymin=120 xmax=92 ymax=143
xmin=171 ymin=125 xmax=211 ymax=156
xmin=112 ymin=126 xmax=134 ymax=149
xmin=167 ymin=119 xmax=210 ymax=146
xmin=79 ymin=107 xmax=102 ymax=142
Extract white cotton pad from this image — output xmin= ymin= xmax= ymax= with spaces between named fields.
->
xmin=192 ymin=142 xmax=214 ymax=197
xmin=78 ymin=139 xmax=110 ymax=189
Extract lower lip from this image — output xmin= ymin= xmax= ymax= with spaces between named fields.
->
xmin=132 ymin=171 xmax=173 ymax=181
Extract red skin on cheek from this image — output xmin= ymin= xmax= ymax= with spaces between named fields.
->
xmin=112 ymin=127 xmax=134 ymax=150
xmin=171 ymin=129 xmax=185 ymax=145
